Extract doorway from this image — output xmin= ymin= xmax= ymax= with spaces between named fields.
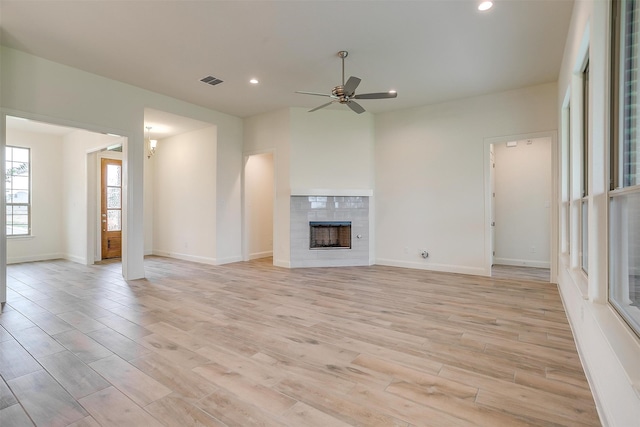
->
xmin=244 ymin=152 xmax=274 ymax=261
xmin=101 ymin=158 xmax=123 ymax=259
xmin=484 ymin=132 xmax=557 ymax=281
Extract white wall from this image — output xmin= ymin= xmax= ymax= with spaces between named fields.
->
xmin=245 ymin=153 xmax=274 ymax=259
xmin=556 ymin=1 xmax=640 ymax=425
xmin=243 ymin=107 xmax=375 ymax=267
xmin=152 ymin=127 xmax=218 ymax=264
xmin=289 ymin=108 xmax=375 ymax=192
xmin=0 ymin=46 xmax=243 ymax=298
xmin=62 ymin=130 xmax=122 ymax=264
xmin=143 ymin=147 xmax=154 ymax=255
xmin=215 ymin=117 xmax=243 ymax=265
xmin=243 ymin=109 xmax=291 ymax=267
xmin=5 ymin=129 xmax=64 ymax=263
xmin=375 ymin=83 xmax=557 ymax=275
xmin=494 ymin=137 xmax=551 ymax=268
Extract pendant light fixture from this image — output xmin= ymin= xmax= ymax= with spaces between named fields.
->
xmin=146 ymin=126 xmax=157 ymax=159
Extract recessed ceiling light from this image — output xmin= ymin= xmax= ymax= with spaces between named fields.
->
xmin=249 ymin=78 xmax=259 ymax=84
xmin=478 ymin=1 xmax=493 ymax=11
xmin=388 ymin=90 xmax=397 ymax=94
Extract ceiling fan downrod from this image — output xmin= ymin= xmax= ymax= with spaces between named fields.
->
xmin=338 ymin=50 xmax=348 ymax=86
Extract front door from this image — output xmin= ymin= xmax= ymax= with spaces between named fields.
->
xmin=101 ymin=158 xmax=122 ymax=259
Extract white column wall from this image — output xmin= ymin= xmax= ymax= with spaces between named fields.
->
xmin=62 ymin=129 xmax=122 ymax=264
xmin=243 ymin=109 xmax=291 ymax=267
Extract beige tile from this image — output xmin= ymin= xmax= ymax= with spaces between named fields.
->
xmin=196 ymin=387 xmax=289 ymax=427
xmin=79 ymin=386 xmax=164 ymax=427
xmin=53 ymin=329 xmax=114 ymax=363
xmin=281 ymin=401 xmax=354 ymax=427
xmin=144 ymin=394 xmax=227 ymax=427
xmin=87 ymin=327 xmax=152 ymax=361
xmin=0 ymin=309 xmax=36 ymax=333
xmin=7 ymin=370 xmax=88 ymax=427
xmin=0 ymin=339 xmax=42 ymax=380
xmin=3 ymin=257 xmax=600 ymax=427
xmin=27 ymin=311 xmax=74 ymax=336
xmin=12 ymin=326 xmax=65 ymax=359
xmin=139 ymin=333 xmax=211 ymax=368
xmin=0 ymin=403 xmax=35 ymax=427
xmin=95 ymin=312 xmax=152 ymax=340
xmin=89 ymin=354 xmax=171 ymax=406
xmin=0 ymin=325 xmax=12 ymax=342
xmin=130 ymin=352 xmax=216 ymax=399
xmin=66 ymin=416 xmax=102 ymax=427
xmin=39 ymin=350 xmax=110 ymax=399
xmin=57 ymin=311 xmax=107 ymax=333
xmin=0 ymin=376 xmax=18 ymax=410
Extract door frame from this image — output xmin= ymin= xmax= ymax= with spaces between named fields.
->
xmin=94 ymin=150 xmax=123 ymax=261
xmin=483 ymin=130 xmax=558 ymax=280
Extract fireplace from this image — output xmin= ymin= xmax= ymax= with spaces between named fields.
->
xmin=310 ymin=221 xmax=351 ymax=249
xmin=290 ymin=195 xmax=369 ymax=267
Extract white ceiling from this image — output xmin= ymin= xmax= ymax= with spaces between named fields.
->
xmin=0 ymin=0 xmax=573 ymax=121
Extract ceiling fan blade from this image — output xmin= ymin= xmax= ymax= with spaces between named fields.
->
xmin=309 ymin=101 xmax=334 ymax=112
xmin=347 ymin=100 xmax=366 ymax=114
xmin=296 ymin=91 xmax=332 ymax=97
xmin=343 ymin=76 xmax=361 ymax=96
xmin=354 ymin=92 xmax=398 ymax=99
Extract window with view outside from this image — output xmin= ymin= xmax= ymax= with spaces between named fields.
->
xmin=610 ymin=0 xmax=640 ymax=337
xmin=581 ymin=61 xmax=589 ymax=274
xmin=5 ymin=146 xmax=30 ymax=236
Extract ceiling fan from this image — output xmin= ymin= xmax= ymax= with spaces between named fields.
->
xmin=296 ymin=51 xmax=397 ymax=114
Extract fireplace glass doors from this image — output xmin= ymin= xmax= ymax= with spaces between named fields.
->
xmin=309 ymin=221 xmax=351 ymax=249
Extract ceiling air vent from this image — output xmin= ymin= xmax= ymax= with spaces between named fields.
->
xmin=200 ymin=75 xmax=223 ymax=86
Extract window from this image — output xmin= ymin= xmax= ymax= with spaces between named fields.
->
xmin=581 ymin=61 xmax=590 ymax=274
xmin=610 ymin=0 xmax=640 ymax=337
xmin=562 ymin=103 xmax=571 ymax=255
xmin=5 ymin=146 xmax=31 ymax=236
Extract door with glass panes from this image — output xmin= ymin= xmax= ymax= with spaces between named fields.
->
xmin=101 ymin=158 xmax=122 ymax=259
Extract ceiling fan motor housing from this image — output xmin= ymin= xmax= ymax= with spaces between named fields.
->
xmin=332 ymin=86 xmax=346 ymax=99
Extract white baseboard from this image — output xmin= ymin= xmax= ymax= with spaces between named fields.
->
xmin=273 ymin=258 xmax=291 ymax=268
xmin=152 ymin=250 xmax=217 ymax=266
xmin=215 ymin=255 xmax=243 ymax=265
xmin=249 ymin=250 xmax=273 ymax=260
xmin=7 ymin=253 xmax=65 ymax=265
xmin=64 ymin=254 xmax=87 ymax=265
xmin=151 ymin=250 xmax=243 ymax=266
xmin=375 ymin=258 xmax=487 ymax=276
xmin=494 ymin=257 xmax=550 ymax=269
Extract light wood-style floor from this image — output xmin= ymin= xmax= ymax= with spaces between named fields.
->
xmin=1 ymin=256 xmax=600 ymax=426
xmin=491 ymin=265 xmax=551 ymax=283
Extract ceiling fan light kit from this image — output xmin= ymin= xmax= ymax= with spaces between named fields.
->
xmin=296 ymin=50 xmax=397 ymax=114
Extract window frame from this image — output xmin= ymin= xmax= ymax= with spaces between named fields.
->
xmin=581 ymin=60 xmax=590 ymax=274
xmin=5 ymin=145 xmax=32 ymax=237
xmin=609 ymin=0 xmax=640 ymax=338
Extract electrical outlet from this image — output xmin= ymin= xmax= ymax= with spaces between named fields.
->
xmin=531 ymin=246 xmax=536 ymax=253
xmin=403 ymin=247 xmax=409 ymax=254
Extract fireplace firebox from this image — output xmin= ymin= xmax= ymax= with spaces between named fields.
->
xmin=309 ymin=221 xmax=351 ymax=249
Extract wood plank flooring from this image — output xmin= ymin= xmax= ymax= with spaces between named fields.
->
xmin=491 ymin=265 xmax=551 ymax=283
xmin=0 ymin=256 xmax=600 ymax=426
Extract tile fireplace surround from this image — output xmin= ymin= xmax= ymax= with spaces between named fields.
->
xmin=290 ymin=195 xmax=370 ymax=267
